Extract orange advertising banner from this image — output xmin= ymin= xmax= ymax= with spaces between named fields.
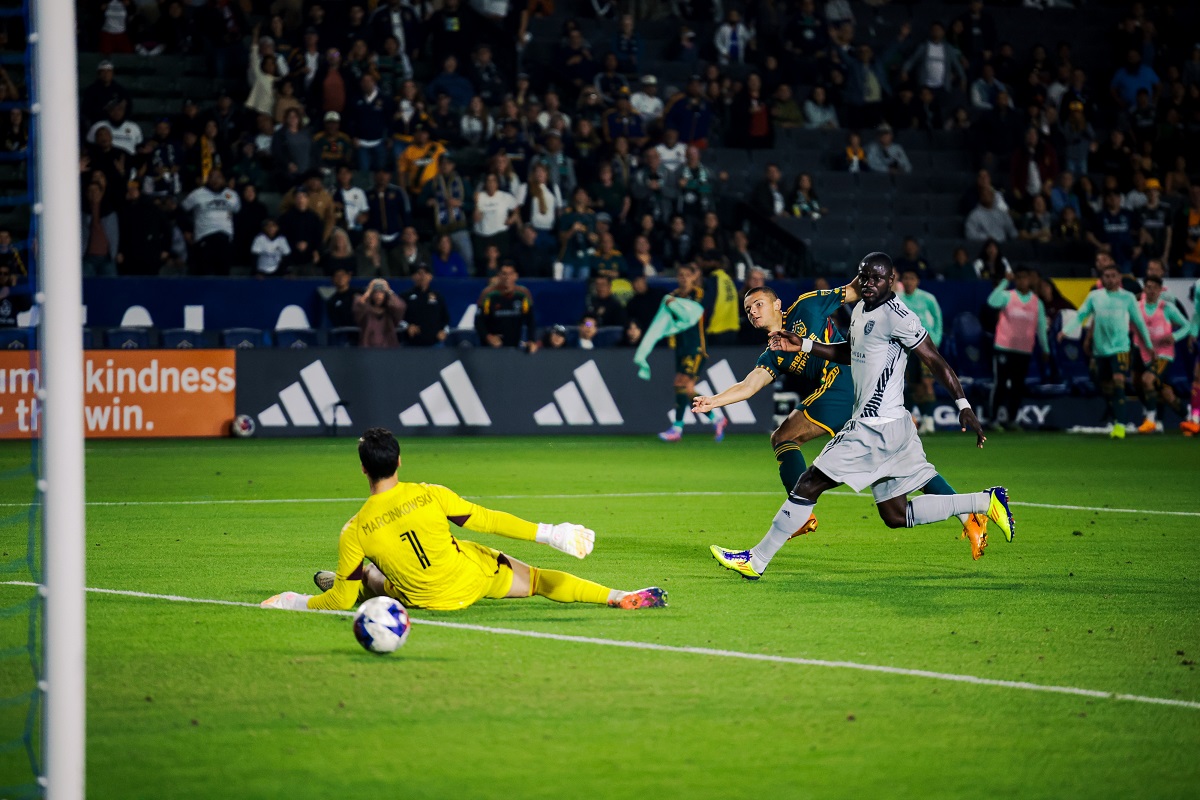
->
xmin=0 ymin=350 xmax=236 ymax=439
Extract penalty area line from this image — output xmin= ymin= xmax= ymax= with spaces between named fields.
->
xmin=0 ymin=491 xmax=1197 ymax=517
xmin=3 ymin=581 xmax=1198 ymax=712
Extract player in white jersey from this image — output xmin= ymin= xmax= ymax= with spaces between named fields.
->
xmin=710 ymin=252 xmax=1016 ymax=580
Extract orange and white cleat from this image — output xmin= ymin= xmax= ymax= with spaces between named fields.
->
xmin=961 ymin=513 xmax=988 ymax=560
xmin=788 ymin=514 xmax=819 ymax=540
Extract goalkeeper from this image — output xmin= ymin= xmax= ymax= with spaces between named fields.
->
xmin=262 ymin=427 xmax=666 ymax=612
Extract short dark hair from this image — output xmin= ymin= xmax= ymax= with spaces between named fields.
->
xmin=744 ymin=285 xmax=778 ymax=301
xmin=1144 ymin=275 xmax=1163 ymax=286
xmin=358 ymin=427 xmax=400 ymax=482
xmin=858 ymin=251 xmax=894 ymax=274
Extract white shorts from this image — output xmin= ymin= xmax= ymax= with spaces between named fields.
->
xmin=812 ymin=417 xmax=938 ymax=502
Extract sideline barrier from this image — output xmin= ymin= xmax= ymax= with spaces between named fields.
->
xmin=0 ymin=350 xmax=235 ymax=439
xmin=234 ymin=347 xmax=774 ymax=438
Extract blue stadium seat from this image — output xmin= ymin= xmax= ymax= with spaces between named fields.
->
xmin=0 ymin=327 xmax=33 ymax=349
xmin=948 ymin=312 xmax=992 ymax=387
xmin=445 ymin=329 xmax=480 ymax=348
xmin=104 ymin=327 xmax=152 ymax=349
xmin=160 ymin=328 xmax=207 ymax=349
xmin=328 ymin=326 xmax=360 ymax=347
xmin=221 ymin=327 xmax=267 ymax=349
xmin=592 ymin=326 xmax=624 ymax=348
xmin=1050 ymin=317 xmax=1094 ymax=393
xmin=275 ymin=329 xmax=319 ymax=349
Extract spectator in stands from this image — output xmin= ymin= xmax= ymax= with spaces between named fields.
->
xmin=282 ymin=173 xmax=337 ymax=242
xmin=965 ymin=188 xmax=1017 ymax=242
xmin=477 ymin=263 xmax=537 ymax=349
xmin=801 ymin=85 xmax=838 ymax=130
xmin=251 ymin=218 xmax=291 ymax=277
xmin=427 ymin=0 xmax=479 ymax=66
xmin=472 ymin=172 xmax=519 ymax=261
xmin=1137 ymin=179 xmax=1173 ymax=268
xmin=956 ymin=0 xmax=997 ymax=65
xmin=517 ymin=163 xmax=562 ymax=251
xmin=397 ymin=124 xmax=446 ymax=197
xmin=840 ymin=131 xmax=866 ymax=172
xmin=311 ymin=111 xmax=354 ymax=173
xmin=1177 ymin=184 xmax=1200 ymax=277
xmin=324 ymin=228 xmax=357 ymax=275
xmin=866 ymin=125 xmax=912 ymax=174
xmin=116 ymin=182 xmax=170 ymax=276
xmin=609 ymin=136 xmax=638 ymax=188
xmin=82 ymin=61 xmax=132 ymax=130
xmin=627 ymin=234 xmax=661 ymax=278
xmin=670 ymin=145 xmax=721 ymax=222
xmin=423 ymin=55 xmax=474 ymax=111
xmin=840 ymin=43 xmax=888 ymax=130
xmin=460 ymin=95 xmax=496 ymax=151
xmin=789 ymin=173 xmax=826 ymax=219
xmin=368 ymin=0 xmax=418 ymax=75
xmin=365 ymin=168 xmax=410 ymax=252
xmin=576 ymin=315 xmax=600 ymax=349
xmin=632 ymin=147 xmax=671 ymax=225
xmin=540 ymin=324 xmax=569 ymax=350
xmin=769 ymin=84 xmax=803 ymax=130
xmin=1053 ymin=205 xmax=1085 ymax=245
xmin=1093 ymin=128 xmax=1133 ymax=188
xmin=1050 ymin=170 xmax=1081 ymax=217
xmin=231 ymin=182 xmax=267 ymax=267
xmin=970 ymin=63 xmax=1008 ymax=113
xmin=893 ymin=236 xmax=931 ymax=279
xmin=270 ymin=107 xmax=312 ymax=189
xmin=588 ymin=161 xmax=630 ymax=228
xmin=331 ymin=165 xmax=368 ymax=244
xmin=584 ymin=274 xmax=626 ymax=328
xmin=1010 ymin=127 xmax=1059 ymax=210
xmin=354 ymin=277 xmax=406 ymax=348
xmin=0 ymin=264 xmax=31 ymax=326
xmin=81 ymin=181 xmax=118 ymax=277
xmin=631 ymin=76 xmax=663 ymax=127
xmin=714 ymin=9 xmax=754 ymax=66
xmin=972 ymin=238 xmax=1011 ymax=282
xmin=750 ymin=163 xmax=788 ymax=219
xmin=664 ymin=76 xmax=714 ymax=148
xmin=943 ymin=246 xmax=975 ymax=281
xmin=593 ymin=53 xmax=630 ymax=106
xmin=402 ymin=264 xmax=450 ymax=347
xmin=660 ymin=214 xmax=695 ymax=271
xmin=421 ymin=153 xmax=473 ymax=271
xmin=507 ymin=223 xmax=548 ymax=278
xmin=558 ymin=187 xmax=598 ymax=279
xmin=428 ymin=233 xmax=467 ymax=278
xmin=347 ymin=74 xmax=394 ymax=173
xmin=278 ymin=190 xmax=324 ymax=274
xmin=489 ymin=118 xmax=534 ymax=181
xmin=1019 ymin=195 xmax=1053 ymax=243
xmin=611 ymin=13 xmax=642 ymax=73
xmin=1075 ymin=174 xmax=1102 ymax=221
xmin=245 ymin=32 xmax=281 ymax=119
xmin=87 ymin=98 xmax=142 ymax=157
xmin=354 ymin=229 xmax=387 ymax=277
xmin=901 ymin=22 xmax=966 ymax=102
xmin=727 ymin=230 xmax=756 ymax=282
xmin=389 ymin=226 xmax=426 ymax=276
xmin=556 ymin=27 xmax=596 ymax=104
xmin=181 ymin=168 xmax=240 ymax=275
xmin=325 ymin=266 xmax=361 ymax=329
xmin=1087 ymin=191 xmax=1139 ymax=271
xmin=602 ymin=91 xmax=648 ymax=149
xmin=1111 ymin=48 xmax=1160 ymax=110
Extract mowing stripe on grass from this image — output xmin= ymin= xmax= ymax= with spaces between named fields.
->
xmin=4 ymin=580 xmax=1198 ymax=712
xmin=0 ymin=491 xmax=1197 ymax=517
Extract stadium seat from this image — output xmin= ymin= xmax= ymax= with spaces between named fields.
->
xmin=221 ymin=327 xmax=267 ymax=349
xmin=160 ymin=328 xmax=208 ymax=349
xmin=948 ymin=312 xmax=992 ymax=386
xmin=809 ymin=216 xmax=854 ymax=236
xmin=892 ymin=215 xmax=928 ymax=237
xmin=104 ymin=327 xmax=152 ymax=349
xmin=1050 ymin=316 xmax=1094 ymax=392
xmin=818 ymin=172 xmax=857 ymax=194
xmin=857 ymin=172 xmax=894 ymax=196
xmin=275 ymin=329 xmax=319 ymax=348
xmin=895 ymin=174 xmax=930 ymax=194
xmin=444 ymin=329 xmax=480 ymax=348
xmin=0 ymin=327 xmax=33 ymax=349
xmin=592 ymin=326 xmax=624 ymax=348
xmin=925 ymin=216 xmax=964 ymax=238
xmin=328 ymin=326 xmax=360 ymax=347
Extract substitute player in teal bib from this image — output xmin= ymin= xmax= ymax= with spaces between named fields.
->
xmin=693 ymin=277 xmax=987 ymax=559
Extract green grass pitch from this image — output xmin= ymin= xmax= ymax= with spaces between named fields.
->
xmin=1 ymin=432 xmax=1199 ymax=799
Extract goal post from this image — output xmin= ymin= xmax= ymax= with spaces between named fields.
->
xmin=32 ymin=0 xmax=86 ymax=794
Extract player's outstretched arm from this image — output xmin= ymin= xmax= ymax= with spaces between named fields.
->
xmin=913 ymin=336 xmax=986 ymax=447
xmin=693 ymin=367 xmax=773 ymax=413
xmin=767 ymin=330 xmax=852 ymax=364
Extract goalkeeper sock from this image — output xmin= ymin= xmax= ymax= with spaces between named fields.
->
xmin=1113 ymin=383 xmax=1127 ymax=425
xmin=921 ymin=473 xmax=970 ymax=526
xmin=674 ymin=391 xmax=690 ymax=425
xmin=906 ymin=492 xmax=990 ymax=527
xmin=530 ymin=568 xmax=612 ymax=605
xmin=750 ymin=494 xmax=814 ymax=574
xmin=773 ymin=441 xmax=807 ymax=492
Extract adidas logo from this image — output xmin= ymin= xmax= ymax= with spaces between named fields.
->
xmin=398 ymin=361 xmax=491 ymax=427
xmin=669 ymin=360 xmax=756 ymax=425
xmin=534 ymin=360 xmax=624 ymax=426
xmin=257 ymin=360 xmax=352 ymax=429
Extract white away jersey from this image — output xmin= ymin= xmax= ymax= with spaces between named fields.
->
xmin=181 ymin=186 xmax=241 ymax=240
xmin=848 ymin=297 xmax=929 ymax=424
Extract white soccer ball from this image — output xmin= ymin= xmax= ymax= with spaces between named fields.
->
xmin=230 ymin=414 xmax=256 ymax=438
xmin=352 ymin=596 xmax=411 ymax=654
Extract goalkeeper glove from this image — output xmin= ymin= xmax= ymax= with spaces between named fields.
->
xmin=536 ymin=522 xmax=595 ymax=559
xmin=260 ymin=591 xmax=313 ymax=611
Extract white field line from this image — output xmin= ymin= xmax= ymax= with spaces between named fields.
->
xmin=3 ymin=580 xmax=1197 ymax=712
xmin=1 ymin=491 xmax=1198 ymax=517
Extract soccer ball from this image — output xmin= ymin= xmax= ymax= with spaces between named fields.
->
xmin=352 ymin=596 xmax=411 ymax=654
xmin=230 ymin=414 xmax=256 ymax=438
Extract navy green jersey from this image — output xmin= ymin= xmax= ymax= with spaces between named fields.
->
xmin=670 ymin=286 xmax=707 ymax=357
xmin=755 ymin=286 xmax=854 ymax=433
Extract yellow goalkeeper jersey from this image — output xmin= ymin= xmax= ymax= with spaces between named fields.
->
xmin=307 ymin=482 xmax=537 ymax=612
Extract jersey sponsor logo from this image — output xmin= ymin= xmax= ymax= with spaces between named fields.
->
xmin=534 ymin=359 xmax=624 ymax=426
xmin=398 ymin=360 xmax=491 ymax=427
xmin=256 ymin=359 xmax=353 ymax=430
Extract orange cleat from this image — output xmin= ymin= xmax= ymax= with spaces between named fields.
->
xmin=1136 ymin=419 xmax=1157 ymax=435
xmin=1181 ymin=420 xmax=1200 ymax=436
xmin=788 ymin=514 xmax=819 ymax=540
xmin=962 ymin=513 xmax=989 ymax=560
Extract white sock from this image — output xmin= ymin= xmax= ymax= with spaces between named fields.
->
xmin=607 ymin=589 xmax=624 ymax=604
xmin=750 ymin=496 xmax=814 ymax=573
xmin=1145 ymin=410 xmax=1157 ymax=424
xmin=906 ymin=492 xmax=990 ymax=527
xmin=956 ymin=513 xmax=971 ymax=526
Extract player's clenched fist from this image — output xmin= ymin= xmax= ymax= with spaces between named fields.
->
xmin=536 ymin=523 xmax=595 ymax=559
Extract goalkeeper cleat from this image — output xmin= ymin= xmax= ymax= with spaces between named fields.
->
xmin=713 ymin=415 xmax=729 ymax=442
xmin=788 ymin=514 xmax=818 ymax=540
xmin=963 ymin=513 xmax=988 ymax=560
xmin=709 ymin=545 xmax=762 ymax=580
xmin=611 ymin=587 xmax=668 ymax=609
xmin=658 ymin=426 xmax=682 ymax=442
xmin=986 ymin=486 xmax=1015 ymax=542
xmin=313 ymin=571 xmax=335 ymax=592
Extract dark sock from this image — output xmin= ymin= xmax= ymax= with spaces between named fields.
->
xmin=1144 ymin=387 xmax=1158 ymax=417
xmin=918 ymin=400 xmax=935 ymax=418
xmin=922 ymin=473 xmax=956 ymax=495
xmin=674 ymin=391 xmax=690 ymax=424
xmin=1114 ymin=384 xmax=1127 ymax=424
xmin=773 ymin=442 xmax=807 ymax=491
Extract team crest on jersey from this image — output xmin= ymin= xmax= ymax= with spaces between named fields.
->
xmin=864 ymin=320 xmax=875 ymax=335
xmin=793 ymin=321 xmax=808 ymax=337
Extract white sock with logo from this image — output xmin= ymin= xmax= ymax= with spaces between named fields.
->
xmin=906 ymin=492 xmax=990 ymax=527
xmin=750 ymin=496 xmax=814 ymax=574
